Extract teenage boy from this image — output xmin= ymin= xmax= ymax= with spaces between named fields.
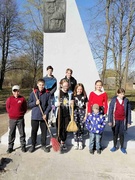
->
xmin=61 ymin=68 xmax=77 ymax=92
xmin=28 ymin=79 xmax=52 ymax=153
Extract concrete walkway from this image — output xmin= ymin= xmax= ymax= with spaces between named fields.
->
xmin=0 ymin=144 xmax=135 ymax=180
xmin=0 ymin=111 xmax=135 ymax=180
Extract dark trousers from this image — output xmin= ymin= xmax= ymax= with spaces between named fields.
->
xmin=8 ymin=118 xmax=26 ymax=148
xmin=112 ymin=120 xmax=124 ymax=148
xmin=56 ymin=116 xmax=70 ymax=143
xmin=31 ymin=120 xmax=47 ymax=146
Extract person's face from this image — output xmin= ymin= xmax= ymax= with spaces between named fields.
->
xmin=37 ymin=82 xmax=45 ymax=91
xmin=47 ymin=69 xmax=53 ymax=76
xmin=66 ymin=70 xmax=72 ymax=79
xmin=45 ymin=2 xmax=56 ymax=14
xmin=12 ymin=90 xmax=20 ymax=98
xmin=95 ymin=82 xmax=102 ymax=91
xmin=77 ymin=86 xmax=83 ymax=95
xmin=117 ymin=93 xmax=125 ymax=100
xmin=49 ymin=19 xmax=64 ymax=31
xmin=61 ymin=82 xmax=69 ymax=92
xmin=93 ymin=108 xmax=99 ymax=114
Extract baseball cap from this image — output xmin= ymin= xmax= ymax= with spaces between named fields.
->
xmin=92 ymin=104 xmax=99 ymax=110
xmin=12 ymin=85 xmax=20 ymax=91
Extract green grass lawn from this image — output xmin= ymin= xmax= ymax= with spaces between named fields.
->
xmin=0 ymin=87 xmax=135 ymax=114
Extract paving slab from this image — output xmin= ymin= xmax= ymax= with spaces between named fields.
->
xmin=0 ymin=111 xmax=135 ymax=180
xmin=0 ymin=144 xmax=135 ymax=180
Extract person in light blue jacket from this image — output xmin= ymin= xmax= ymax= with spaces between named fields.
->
xmin=85 ymin=104 xmax=106 ymax=154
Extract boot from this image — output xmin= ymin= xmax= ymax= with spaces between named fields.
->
xmin=21 ymin=145 xmax=26 ymax=152
xmin=29 ymin=145 xmax=35 ymax=153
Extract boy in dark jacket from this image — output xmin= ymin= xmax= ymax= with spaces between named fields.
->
xmin=6 ymin=85 xmax=27 ymax=153
xmin=108 ymin=88 xmax=131 ymax=154
xmin=61 ymin=68 xmax=77 ymax=92
xmin=85 ymin=104 xmax=106 ymax=154
xmin=28 ymin=79 xmax=51 ymax=153
xmin=43 ymin=65 xmax=57 ymax=127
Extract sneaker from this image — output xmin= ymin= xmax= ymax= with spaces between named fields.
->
xmin=74 ymin=142 xmax=78 ymax=150
xmin=78 ymin=142 xmax=83 ymax=150
xmin=110 ymin=147 xmax=116 ymax=152
xmin=89 ymin=149 xmax=94 ymax=154
xmin=7 ymin=148 xmax=13 ymax=154
xmin=41 ymin=146 xmax=50 ymax=153
xmin=97 ymin=150 xmax=101 ymax=154
xmin=62 ymin=143 xmax=67 ymax=151
xmin=21 ymin=146 xmax=26 ymax=152
xmin=121 ymin=148 xmax=127 ymax=154
xmin=29 ymin=145 xmax=35 ymax=153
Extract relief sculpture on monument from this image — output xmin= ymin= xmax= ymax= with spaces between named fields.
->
xmin=44 ymin=0 xmax=66 ymax=33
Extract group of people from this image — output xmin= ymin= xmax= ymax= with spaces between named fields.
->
xmin=6 ymin=66 xmax=131 ymax=155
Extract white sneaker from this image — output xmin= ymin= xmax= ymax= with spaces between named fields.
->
xmin=74 ymin=142 xmax=78 ymax=150
xmin=78 ymin=142 xmax=83 ymax=150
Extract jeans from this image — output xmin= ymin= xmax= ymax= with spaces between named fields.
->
xmin=89 ymin=132 xmax=101 ymax=150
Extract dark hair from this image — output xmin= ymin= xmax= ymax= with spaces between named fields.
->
xmin=117 ymin=88 xmax=125 ymax=94
xmin=95 ymin=80 xmax=103 ymax=86
xmin=73 ymin=83 xmax=87 ymax=97
xmin=37 ymin=78 xmax=45 ymax=84
xmin=46 ymin=66 xmax=53 ymax=71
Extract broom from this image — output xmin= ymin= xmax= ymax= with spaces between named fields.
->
xmin=66 ymin=103 xmax=78 ymax=132
xmin=57 ymin=84 xmax=61 ymax=141
xmin=33 ymin=88 xmax=60 ymax=152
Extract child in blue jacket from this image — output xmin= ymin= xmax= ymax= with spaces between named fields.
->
xmin=85 ymin=104 xmax=106 ymax=154
xmin=108 ymin=88 xmax=131 ymax=154
xmin=28 ymin=79 xmax=52 ymax=153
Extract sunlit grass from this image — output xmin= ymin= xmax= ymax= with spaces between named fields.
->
xmin=0 ymin=87 xmax=135 ymax=114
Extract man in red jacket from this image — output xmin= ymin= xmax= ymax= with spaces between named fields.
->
xmin=6 ymin=85 xmax=27 ymax=153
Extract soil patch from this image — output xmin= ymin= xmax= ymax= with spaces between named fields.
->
xmin=0 ymin=114 xmax=8 ymax=138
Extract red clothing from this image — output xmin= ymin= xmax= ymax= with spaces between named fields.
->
xmin=6 ymin=95 xmax=27 ymax=119
xmin=114 ymin=99 xmax=125 ymax=120
xmin=88 ymin=91 xmax=108 ymax=114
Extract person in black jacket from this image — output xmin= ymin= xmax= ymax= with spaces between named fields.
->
xmin=28 ymin=79 xmax=52 ymax=153
xmin=61 ymin=68 xmax=77 ymax=92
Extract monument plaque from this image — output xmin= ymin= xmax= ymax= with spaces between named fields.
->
xmin=44 ymin=0 xmax=66 ymax=33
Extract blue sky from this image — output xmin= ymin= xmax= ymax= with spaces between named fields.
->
xmin=76 ymin=0 xmax=96 ymax=33
xmin=16 ymin=0 xmax=96 ymax=34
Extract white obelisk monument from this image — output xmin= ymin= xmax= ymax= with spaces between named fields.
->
xmin=43 ymin=0 xmax=99 ymax=94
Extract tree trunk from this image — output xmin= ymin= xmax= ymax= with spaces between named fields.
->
xmin=101 ymin=0 xmax=111 ymax=83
